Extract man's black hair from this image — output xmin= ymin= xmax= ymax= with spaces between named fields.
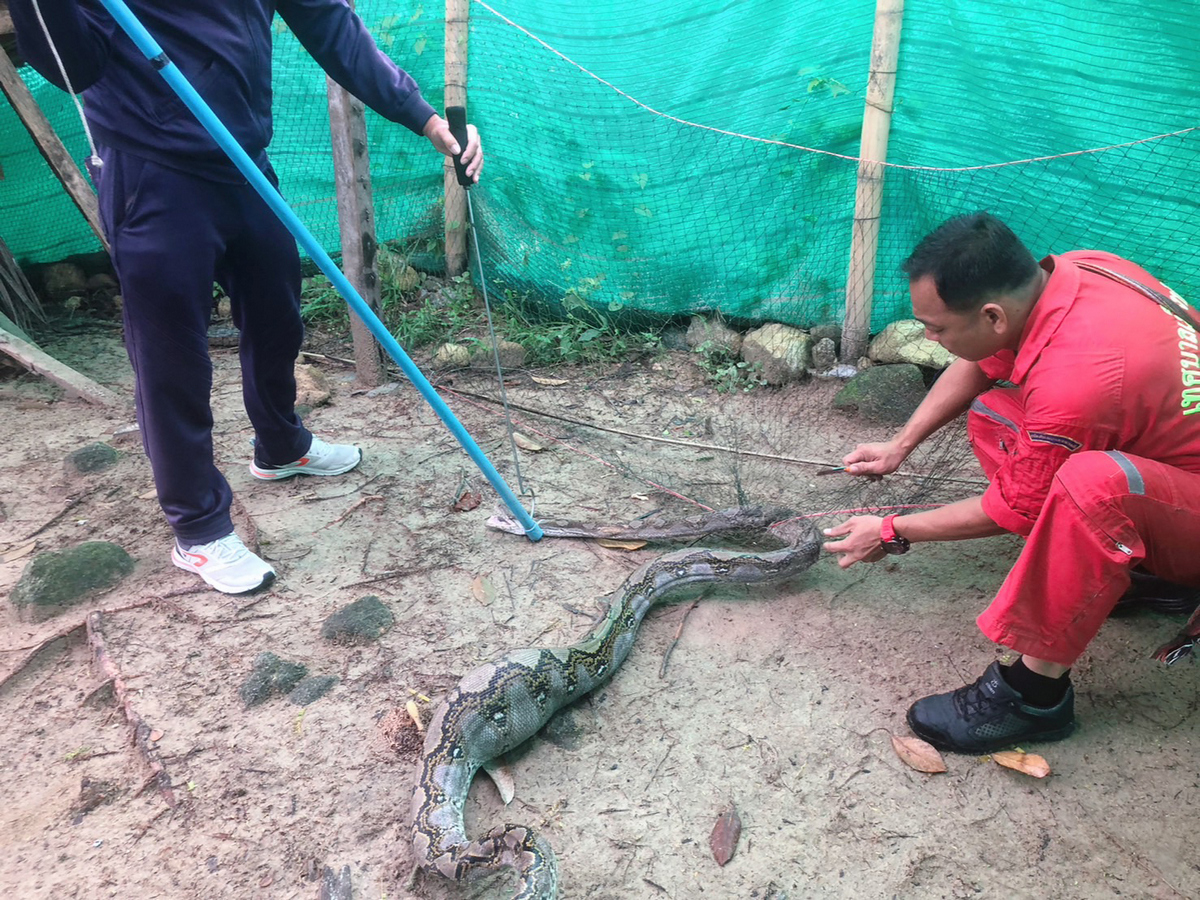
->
xmin=902 ymin=212 xmax=1040 ymax=311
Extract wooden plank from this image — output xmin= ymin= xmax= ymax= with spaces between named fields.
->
xmin=326 ymin=73 xmax=385 ymax=387
xmin=841 ymin=0 xmax=904 ymax=363
xmin=0 ymin=321 xmax=123 ymax=406
xmin=0 ymin=46 xmax=110 ymax=253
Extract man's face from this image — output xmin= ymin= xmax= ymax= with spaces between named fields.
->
xmin=909 ymin=274 xmax=1007 ymax=362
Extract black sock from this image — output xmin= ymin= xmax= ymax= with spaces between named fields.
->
xmin=1001 ymin=658 xmax=1070 ymax=708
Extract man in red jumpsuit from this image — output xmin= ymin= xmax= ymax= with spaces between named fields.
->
xmin=822 ymin=212 xmax=1200 ymax=753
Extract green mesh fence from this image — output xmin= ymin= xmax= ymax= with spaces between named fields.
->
xmin=2 ymin=0 xmax=1199 ymax=333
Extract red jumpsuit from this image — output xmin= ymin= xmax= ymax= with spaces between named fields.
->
xmin=969 ymin=252 xmax=1200 ymax=666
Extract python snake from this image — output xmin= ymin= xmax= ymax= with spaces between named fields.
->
xmin=410 ymin=514 xmax=820 ymax=899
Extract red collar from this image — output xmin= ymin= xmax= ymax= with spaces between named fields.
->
xmin=1007 ymin=254 xmax=1081 ymax=385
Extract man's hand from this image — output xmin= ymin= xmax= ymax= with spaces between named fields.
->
xmin=822 ymin=515 xmax=887 ymax=569
xmin=841 ymin=439 xmax=909 ymax=478
xmin=422 ymin=115 xmax=483 ymax=182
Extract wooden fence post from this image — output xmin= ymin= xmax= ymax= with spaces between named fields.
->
xmin=841 ymin=0 xmax=904 ymax=364
xmin=327 ymin=74 xmax=386 ymax=387
xmin=444 ymin=0 xmax=469 ymax=277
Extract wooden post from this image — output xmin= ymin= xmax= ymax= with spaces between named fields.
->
xmin=841 ymin=0 xmax=904 ymax=364
xmin=0 ymin=48 xmax=110 ymax=254
xmin=326 ymin=71 xmax=386 ymax=387
xmin=443 ymin=0 xmax=469 ymax=277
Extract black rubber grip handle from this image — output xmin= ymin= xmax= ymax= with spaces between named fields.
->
xmin=445 ymin=105 xmax=471 ymax=187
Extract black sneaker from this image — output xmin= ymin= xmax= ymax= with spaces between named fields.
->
xmin=906 ymin=662 xmax=1076 ymax=754
xmin=1109 ymin=569 xmax=1200 ymax=618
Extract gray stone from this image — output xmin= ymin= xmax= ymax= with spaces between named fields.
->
xmin=686 ymin=315 xmax=742 ymax=356
xmin=809 ymin=323 xmax=841 ymax=345
xmin=472 ymin=339 xmax=527 ymax=369
xmin=66 ymin=442 xmax=119 ymax=475
xmin=287 ymin=675 xmax=338 ymax=706
xmin=85 ymin=273 xmax=118 ymax=292
xmin=868 ymin=319 xmax=956 ymax=370
xmin=740 ymin=323 xmax=812 ymax=385
xmin=433 ymin=342 xmax=471 ymax=368
xmin=833 ymin=363 xmax=928 ymax=424
xmin=43 ymin=263 xmax=88 ymax=300
xmin=239 ymin=652 xmax=309 ymax=707
xmin=320 ymin=595 xmax=394 ymax=644
xmin=12 ymin=542 xmax=135 ymax=620
xmin=811 ymin=337 xmax=838 ymax=372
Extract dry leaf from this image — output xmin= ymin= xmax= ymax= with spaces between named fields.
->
xmin=138 ymin=489 xmax=158 ymax=500
xmin=597 ymin=538 xmax=648 ymax=551
xmin=405 ymin=700 xmax=424 ymax=732
xmin=483 ymin=761 xmax=516 ymax=804
xmin=530 ymin=375 xmax=569 ymax=386
xmin=991 ymin=750 xmax=1051 ymax=778
xmin=471 ymin=574 xmax=497 ymax=605
xmin=891 ymin=734 xmax=948 ymax=774
xmin=709 ymin=804 xmax=742 ymax=866
xmin=0 ymin=541 xmax=36 ymax=564
xmin=148 ymin=729 xmax=164 ymax=742
xmin=512 ymin=432 xmax=546 ymax=452
xmin=452 ymin=490 xmax=482 ymax=512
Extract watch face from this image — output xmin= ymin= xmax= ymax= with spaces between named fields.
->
xmin=882 ymin=538 xmax=910 ymax=556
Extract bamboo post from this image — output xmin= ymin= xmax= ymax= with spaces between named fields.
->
xmin=0 ymin=48 xmax=110 ymax=253
xmin=326 ymin=68 xmax=386 ymax=387
xmin=841 ymin=0 xmax=904 ymax=364
xmin=443 ymin=0 xmax=469 ymax=277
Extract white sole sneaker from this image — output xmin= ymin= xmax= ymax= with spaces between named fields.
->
xmin=249 ymin=435 xmax=362 ymax=481
xmin=172 ymin=533 xmax=276 ymax=594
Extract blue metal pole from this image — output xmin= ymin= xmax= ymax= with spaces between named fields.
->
xmin=94 ymin=0 xmax=542 ymax=541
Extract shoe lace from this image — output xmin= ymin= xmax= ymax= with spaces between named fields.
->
xmin=201 ymin=534 xmax=249 ymax=562
xmin=952 ymin=679 xmax=998 ymax=719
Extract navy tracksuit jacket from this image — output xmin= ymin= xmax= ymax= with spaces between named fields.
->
xmin=11 ymin=0 xmax=435 ymax=544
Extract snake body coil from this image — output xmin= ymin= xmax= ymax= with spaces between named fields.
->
xmin=410 ymin=518 xmax=820 ymax=898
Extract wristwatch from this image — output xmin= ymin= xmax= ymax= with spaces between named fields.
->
xmin=880 ymin=514 xmax=911 ymax=555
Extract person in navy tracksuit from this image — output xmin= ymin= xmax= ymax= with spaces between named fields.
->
xmin=11 ymin=0 xmax=482 ymax=593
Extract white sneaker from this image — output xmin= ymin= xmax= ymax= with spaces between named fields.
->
xmin=249 ymin=435 xmax=362 ymax=481
xmin=171 ymin=533 xmax=276 ymax=594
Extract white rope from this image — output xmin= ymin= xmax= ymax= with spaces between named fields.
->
xmin=29 ymin=0 xmax=103 ymax=168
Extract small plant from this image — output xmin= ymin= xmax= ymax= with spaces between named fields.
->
xmin=695 ymin=341 xmax=765 ymax=393
xmin=299 ymin=274 xmax=348 ymax=324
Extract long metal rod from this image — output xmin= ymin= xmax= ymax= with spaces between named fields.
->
xmin=94 ymin=0 xmax=542 ymax=540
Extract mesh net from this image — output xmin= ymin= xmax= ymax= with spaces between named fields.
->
xmin=2 ymin=0 xmax=1198 ymax=521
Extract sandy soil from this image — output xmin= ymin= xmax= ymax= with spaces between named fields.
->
xmin=1 ymin=314 xmax=1198 ymax=900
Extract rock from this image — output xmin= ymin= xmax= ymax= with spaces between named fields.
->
xmin=658 ymin=324 xmax=690 ymax=352
xmin=239 ymin=652 xmax=309 ymax=707
xmin=868 ymin=319 xmax=956 ymax=369
xmin=809 ymin=323 xmax=841 ymax=345
xmin=216 ymin=296 xmax=232 ymax=319
xmin=434 ymin=342 xmax=471 ymax=368
xmin=833 ymin=363 xmax=928 ymax=424
xmin=740 ymin=323 xmax=812 ymax=385
xmin=11 ymin=542 xmax=135 ymax=620
xmin=472 ymin=339 xmax=527 ymax=369
xmin=686 ymin=316 xmax=742 ymax=356
xmin=85 ymin=273 xmax=118 ymax=293
xmin=287 ymin=675 xmax=338 ymax=706
xmin=66 ymin=442 xmax=119 ymax=475
xmin=320 ymin=595 xmax=394 ymax=644
xmin=42 ymin=263 xmax=88 ymax=300
xmin=294 ymin=364 xmax=331 ymax=408
xmin=395 ymin=265 xmax=422 ymax=293
xmin=811 ymin=337 xmax=838 ymax=372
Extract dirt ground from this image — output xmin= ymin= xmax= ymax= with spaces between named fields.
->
xmin=1 ymin=314 xmax=1199 ymax=900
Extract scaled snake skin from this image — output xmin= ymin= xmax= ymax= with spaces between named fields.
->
xmin=410 ymin=513 xmax=820 ymax=899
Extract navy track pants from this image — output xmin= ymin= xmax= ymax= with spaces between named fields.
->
xmin=94 ymin=145 xmax=312 ymax=545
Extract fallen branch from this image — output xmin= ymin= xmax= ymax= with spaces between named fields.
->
xmin=659 ymin=599 xmax=701 ymax=678
xmin=86 ymin=611 xmax=177 ymax=808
